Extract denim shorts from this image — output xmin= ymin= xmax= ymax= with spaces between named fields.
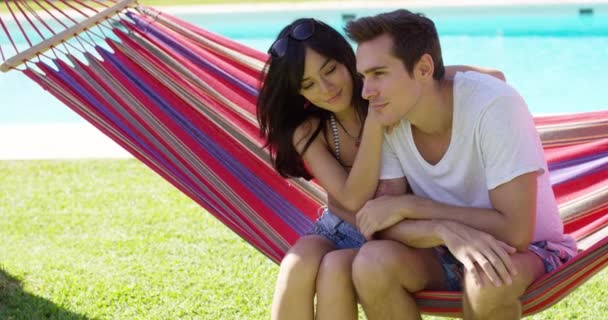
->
xmin=308 ymin=208 xmax=366 ymax=249
xmin=434 ymin=241 xmax=574 ymax=291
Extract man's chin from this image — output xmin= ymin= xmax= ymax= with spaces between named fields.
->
xmin=378 ymin=117 xmax=397 ymax=127
xmin=378 ymin=118 xmax=402 ymax=132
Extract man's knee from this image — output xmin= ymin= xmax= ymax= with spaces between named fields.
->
xmin=354 ymin=242 xmax=443 ymax=292
xmin=352 ymin=242 xmax=392 ymax=287
xmin=352 ymin=241 xmax=425 ymax=293
xmin=464 ymin=273 xmax=526 ymax=319
xmin=464 ymin=252 xmax=544 ymax=315
xmin=465 ymin=270 xmax=526 ymax=305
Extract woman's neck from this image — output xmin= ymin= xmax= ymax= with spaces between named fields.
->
xmin=333 ymin=106 xmax=361 ymax=128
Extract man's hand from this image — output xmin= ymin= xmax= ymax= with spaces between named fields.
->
xmin=356 ymin=195 xmax=405 ymax=240
xmin=438 ymin=221 xmax=518 ymax=287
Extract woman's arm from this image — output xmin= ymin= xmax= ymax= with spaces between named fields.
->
xmin=445 ymin=65 xmax=506 ymax=81
xmin=294 ymin=113 xmax=383 ymax=214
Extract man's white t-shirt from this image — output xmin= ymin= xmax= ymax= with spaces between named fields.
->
xmin=380 ymin=71 xmax=577 ymax=256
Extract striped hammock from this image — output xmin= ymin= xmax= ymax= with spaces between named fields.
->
xmin=1 ymin=1 xmax=606 ymax=317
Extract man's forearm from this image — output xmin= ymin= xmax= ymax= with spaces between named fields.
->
xmin=376 ymin=219 xmax=445 ymax=248
xmin=395 ymin=195 xmax=529 ymax=250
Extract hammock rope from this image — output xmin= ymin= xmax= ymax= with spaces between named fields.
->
xmin=1 ymin=2 xmax=606 ymax=317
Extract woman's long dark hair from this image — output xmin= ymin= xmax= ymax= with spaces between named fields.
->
xmin=257 ymin=19 xmax=367 ymax=180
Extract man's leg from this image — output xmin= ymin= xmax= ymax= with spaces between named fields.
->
xmin=352 ymin=240 xmax=448 ymax=320
xmin=315 ymin=248 xmax=359 ymax=320
xmin=271 ymin=235 xmax=335 ymax=320
xmin=462 ymin=251 xmax=545 ymax=320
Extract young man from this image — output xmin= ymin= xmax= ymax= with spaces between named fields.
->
xmin=344 ymin=9 xmax=577 ymax=319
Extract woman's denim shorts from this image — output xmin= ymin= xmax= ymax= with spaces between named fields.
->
xmin=308 ymin=208 xmax=366 ymax=249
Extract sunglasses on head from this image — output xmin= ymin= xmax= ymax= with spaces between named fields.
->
xmin=268 ymin=19 xmax=316 ymax=59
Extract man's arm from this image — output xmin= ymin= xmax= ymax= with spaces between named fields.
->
xmin=386 ymin=93 xmax=541 ymax=251
xmin=368 ymin=179 xmax=444 ymax=248
xmin=377 ymin=219 xmax=443 ymax=248
xmin=363 ymin=179 xmax=519 ymax=286
xmin=367 ymin=93 xmax=541 ymax=251
xmin=375 ymin=217 xmax=518 ymax=287
xmin=385 ymin=172 xmax=536 ymax=251
xmin=358 ymin=172 xmax=537 ymax=251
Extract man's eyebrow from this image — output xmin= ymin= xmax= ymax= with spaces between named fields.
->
xmin=301 ymin=58 xmax=333 ymax=82
xmin=361 ymin=66 xmax=387 ymax=75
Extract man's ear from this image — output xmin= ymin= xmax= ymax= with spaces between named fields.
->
xmin=415 ymin=53 xmax=435 ymax=79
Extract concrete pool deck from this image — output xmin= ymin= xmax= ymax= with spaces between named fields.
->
xmin=0 ymin=124 xmax=131 ymax=160
xmin=1 ymin=0 xmax=607 ymax=160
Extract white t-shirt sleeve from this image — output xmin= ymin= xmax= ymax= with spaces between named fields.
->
xmin=379 ymin=135 xmax=406 ymax=180
xmin=478 ymin=94 xmax=546 ymax=190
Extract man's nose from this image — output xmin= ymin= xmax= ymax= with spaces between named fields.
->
xmin=361 ymin=80 xmax=376 ymax=100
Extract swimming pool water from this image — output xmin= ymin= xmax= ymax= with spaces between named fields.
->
xmin=1 ymin=3 xmax=607 ymax=124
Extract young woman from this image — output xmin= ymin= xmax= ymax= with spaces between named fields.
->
xmin=256 ymin=18 xmax=505 ymax=320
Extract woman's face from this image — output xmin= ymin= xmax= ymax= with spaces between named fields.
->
xmin=299 ymin=47 xmax=353 ymax=113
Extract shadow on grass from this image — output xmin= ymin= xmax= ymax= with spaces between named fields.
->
xmin=0 ymin=268 xmax=88 ymax=320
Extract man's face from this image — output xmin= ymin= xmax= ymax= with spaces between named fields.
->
xmin=356 ymin=34 xmax=423 ymax=126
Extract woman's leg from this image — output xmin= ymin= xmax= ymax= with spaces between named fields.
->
xmin=271 ymin=235 xmax=335 ymax=320
xmin=315 ymin=248 xmax=359 ymax=320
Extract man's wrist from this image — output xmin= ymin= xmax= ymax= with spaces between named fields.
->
xmin=396 ymin=194 xmax=418 ymax=219
xmin=430 ymin=219 xmax=449 ymax=243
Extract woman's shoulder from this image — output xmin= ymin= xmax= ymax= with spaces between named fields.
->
xmin=293 ymin=117 xmax=326 ymax=153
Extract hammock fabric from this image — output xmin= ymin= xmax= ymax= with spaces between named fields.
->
xmin=1 ymin=3 xmax=606 ymax=318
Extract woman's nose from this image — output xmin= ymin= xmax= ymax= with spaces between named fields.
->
xmin=319 ymin=78 xmax=334 ymax=93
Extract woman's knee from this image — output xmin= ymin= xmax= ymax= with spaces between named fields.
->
xmin=317 ymin=249 xmax=357 ymax=284
xmin=278 ymin=236 xmax=334 ymax=285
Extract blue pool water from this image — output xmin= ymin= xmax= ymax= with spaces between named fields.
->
xmin=1 ymin=3 xmax=607 ymax=124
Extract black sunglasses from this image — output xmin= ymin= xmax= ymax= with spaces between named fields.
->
xmin=268 ymin=19 xmax=316 ymax=58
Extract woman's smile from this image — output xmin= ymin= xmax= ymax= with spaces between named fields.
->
xmin=325 ymin=89 xmax=343 ymax=104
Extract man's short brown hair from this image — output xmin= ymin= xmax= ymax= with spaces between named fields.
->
xmin=345 ymin=9 xmax=445 ymax=80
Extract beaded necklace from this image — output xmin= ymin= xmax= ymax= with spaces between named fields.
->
xmin=329 ymin=114 xmax=362 ymax=162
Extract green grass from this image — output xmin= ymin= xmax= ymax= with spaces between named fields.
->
xmin=0 ymin=160 xmax=606 ymax=319
xmin=0 ymin=160 xmax=276 ymax=319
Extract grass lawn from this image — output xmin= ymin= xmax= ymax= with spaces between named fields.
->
xmin=0 ymin=160 xmax=606 ymax=319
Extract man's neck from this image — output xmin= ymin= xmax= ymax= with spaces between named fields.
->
xmin=409 ymin=78 xmax=454 ymax=136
